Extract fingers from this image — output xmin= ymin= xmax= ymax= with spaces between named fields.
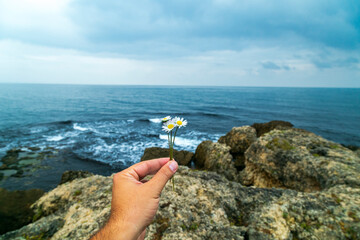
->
xmin=148 ymin=160 xmax=178 ymax=195
xmin=127 ymin=158 xmax=170 ymax=181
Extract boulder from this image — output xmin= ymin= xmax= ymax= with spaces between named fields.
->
xmin=218 ymin=126 xmax=257 ymax=154
xmin=240 ymin=128 xmax=360 ymax=192
xmin=59 ymin=170 xmax=94 ymax=185
xmin=218 ymin=126 xmax=257 ymax=171
xmin=251 ymin=120 xmax=293 ymax=137
xmin=2 ymin=167 xmax=359 ymax=240
xmin=0 ymin=188 xmax=44 ymax=234
xmin=194 ymin=141 xmax=238 ymax=181
xmin=141 ymin=147 xmax=194 ymax=166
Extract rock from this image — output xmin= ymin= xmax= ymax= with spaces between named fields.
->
xmin=218 ymin=126 xmax=257 ymax=171
xmin=218 ymin=126 xmax=257 ymax=154
xmin=240 ymin=128 xmax=360 ymax=192
xmin=194 ymin=141 xmax=238 ymax=181
xmin=2 ymin=167 xmax=359 ymax=240
xmin=251 ymin=120 xmax=294 ymax=137
xmin=0 ymin=188 xmax=44 ymax=234
xmin=59 ymin=170 xmax=94 ymax=185
xmin=141 ymin=147 xmax=194 ymax=166
xmin=343 ymin=145 xmax=360 ymax=158
xmin=356 ymin=149 xmax=360 ymax=158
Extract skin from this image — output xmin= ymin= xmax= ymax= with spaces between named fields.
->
xmin=90 ymin=158 xmax=178 ymax=240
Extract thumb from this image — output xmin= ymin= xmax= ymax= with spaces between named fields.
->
xmin=148 ymin=160 xmax=178 ymax=196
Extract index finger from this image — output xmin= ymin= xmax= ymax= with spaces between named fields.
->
xmin=126 ymin=158 xmax=170 ymax=181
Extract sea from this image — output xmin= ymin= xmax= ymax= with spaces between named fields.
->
xmin=0 ymin=84 xmax=359 ymax=189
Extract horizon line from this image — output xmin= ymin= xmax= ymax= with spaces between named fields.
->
xmin=0 ymin=82 xmax=359 ymax=89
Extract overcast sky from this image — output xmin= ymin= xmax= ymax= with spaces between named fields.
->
xmin=0 ymin=0 xmax=359 ymax=87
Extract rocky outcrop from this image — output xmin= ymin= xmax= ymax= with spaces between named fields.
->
xmin=141 ymin=147 xmax=194 ymax=166
xmin=0 ymin=188 xmax=44 ymax=234
xmin=240 ymin=128 xmax=360 ymax=192
xmin=218 ymin=126 xmax=257 ymax=170
xmin=194 ymin=141 xmax=238 ymax=181
xmin=2 ymin=166 xmax=359 ymax=240
xmin=251 ymin=120 xmax=293 ymax=137
xmin=1 ymin=126 xmax=360 ymax=240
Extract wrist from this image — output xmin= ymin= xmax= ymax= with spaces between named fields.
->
xmin=91 ymin=219 xmax=140 ymax=240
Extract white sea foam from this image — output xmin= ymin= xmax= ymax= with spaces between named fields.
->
xmin=149 ymin=118 xmax=162 ymax=123
xmin=46 ymin=135 xmax=65 ymax=141
xmin=73 ymin=123 xmax=88 ymax=131
xmin=159 ymin=135 xmax=201 ymax=148
xmin=30 ymin=127 xmax=47 ymax=134
xmin=45 ymin=131 xmax=79 ymax=142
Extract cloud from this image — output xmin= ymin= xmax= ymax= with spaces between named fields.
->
xmin=1 ymin=0 xmax=359 ymax=54
xmin=313 ymin=57 xmax=359 ymax=69
xmin=0 ymin=0 xmax=359 ymax=87
xmin=66 ymin=0 xmax=360 ymax=53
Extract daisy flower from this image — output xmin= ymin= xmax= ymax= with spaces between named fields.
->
xmin=162 ymin=116 xmax=171 ymax=122
xmin=173 ymin=117 xmax=187 ymax=128
xmin=162 ymin=120 xmax=176 ymax=133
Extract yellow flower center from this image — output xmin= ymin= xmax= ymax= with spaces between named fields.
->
xmin=177 ymin=120 xmax=182 ymax=125
xmin=167 ymin=124 xmax=174 ymax=129
xmin=163 ymin=117 xmax=168 ymax=121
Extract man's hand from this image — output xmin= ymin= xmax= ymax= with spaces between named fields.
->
xmin=91 ymin=158 xmax=178 ymax=240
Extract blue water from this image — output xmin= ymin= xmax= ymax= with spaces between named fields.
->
xmin=0 ymin=84 xmax=359 ymax=169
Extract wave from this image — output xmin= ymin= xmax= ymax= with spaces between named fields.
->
xmin=159 ymin=135 xmax=201 ymax=148
xmin=46 ymin=135 xmax=65 ymax=142
xmin=45 ymin=131 xmax=79 ymax=142
xmin=73 ymin=123 xmax=88 ymax=131
xmin=149 ymin=118 xmax=162 ymax=123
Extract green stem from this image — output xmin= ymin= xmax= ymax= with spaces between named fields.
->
xmin=167 ymin=133 xmax=171 ymax=150
xmin=172 ymin=127 xmax=178 ymax=146
xmin=169 ymin=131 xmax=173 ymax=160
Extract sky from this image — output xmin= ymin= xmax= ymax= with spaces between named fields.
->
xmin=0 ymin=0 xmax=359 ymax=87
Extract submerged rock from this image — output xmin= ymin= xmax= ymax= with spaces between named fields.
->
xmin=0 ymin=147 xmax=56 ymax=182
xmin=141 ymin=147 xmax=194 ymax=166
xmin=251 ymin=120 xmax=294 ymax=137
xmin=0 ymin=188 xmax=44 ymax=234
xmin=240 ymin=128 xmax=360 ymax=192
xmin=194 ymin=140 xmax=238 ymax=181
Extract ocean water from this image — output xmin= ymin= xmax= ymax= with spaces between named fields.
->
xmin=0 ymin=84 xmax=359 ymax=169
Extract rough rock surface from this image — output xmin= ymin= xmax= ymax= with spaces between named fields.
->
xmin=59 ymin=170 xmax=94 ymax=185
xmin=218 ymin=126 xmax=257 ymax=154
xmin=0 ymin=188 xmax=44 ymax=234
xmin=194 ymin=141 xmax=238 ymax=181
xmin=218 ymin=126 xmax=257 ymax=170
xmin=251 ymin=120 xmax=294 ymax=137
xmin=2 ymin=166 xmax=359 ymax=240
xmin=241 ymin=128 xmax=360 ymax=192
xmin=141 ymin=147 xmax=194 ymax=166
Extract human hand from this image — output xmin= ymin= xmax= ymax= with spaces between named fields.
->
xmin=91 ymin=158 xmax=178 ymax=240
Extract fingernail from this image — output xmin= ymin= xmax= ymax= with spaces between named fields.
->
xmin=169 ymin=160 xmax=178 ymax=172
